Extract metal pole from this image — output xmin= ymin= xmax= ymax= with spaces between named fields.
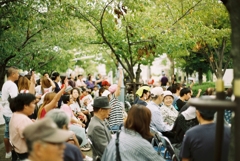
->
xmin=118 ymin=64 xmax=125 ymax=104
xmin=214 ymin=80 xmax=225 ymax=161
xmin=234 ymin=79 xmax=240 ymax=161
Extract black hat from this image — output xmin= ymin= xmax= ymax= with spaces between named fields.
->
xmin=197 ymin=108 xmax=216 ymax=118
xmin=93 ymin=96 xmax=110 ymax=109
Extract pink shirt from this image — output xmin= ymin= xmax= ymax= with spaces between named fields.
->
xmin=9 ymin=113 xmax=33 ymax=153
xmin=61 ymin=104 xmax=74 ymax=120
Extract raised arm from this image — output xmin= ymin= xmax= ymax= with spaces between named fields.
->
xmin=47 ymin=76 xmax=56 ymax=90
xmin=29 ymin=72 xmax=36 ymax=94
xmin=44 ymin=77 xmax=68 ymax=112
xmin=195 ymin=89 xmax=202 ymax=98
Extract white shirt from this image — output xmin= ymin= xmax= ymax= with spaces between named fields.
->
xmin=76 ymin=79 xmax=86 ymax=87
xmin=1 ymin=80 xmax=18 ymax=117
xmin=70 ymin=101 xmax=81 ymax=113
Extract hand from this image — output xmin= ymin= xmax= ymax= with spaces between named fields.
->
xmin=30 ymin=71 xmax=36 ymax=84
xmin=198 ymin=89 xmax=202 ymax=93
xmin=119 ymin=68 xmax=123 ymax=76
xmin=64 ymin=77 xmax=68 ymax=87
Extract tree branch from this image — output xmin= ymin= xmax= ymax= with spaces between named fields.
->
xmin=18 ymin=27 xmax=46 ymax=51
xmin=129 ymin=40 xmax=152 ymax=45
xmin=4 ymin=54 xmax=16 ymax=65
xmin=37 ymin=56 xmax=56 ymax=68
xmin=68 ymin=5 xmax=101 ymax=34
xmin=165 ymin=3 xmax=175 ymax=21
xmin=0 ymin=0 xmax=19 ymax=6
xmin=98 ymin=1 xmax=132 ymax=78
xmin=219 ymin=37 xmax=227 ymax=69
xmin=172 ymin=0 xmax=203 ymax=26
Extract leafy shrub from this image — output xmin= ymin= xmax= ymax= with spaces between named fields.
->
xmin=191 ymin=82 xmax=215 ymax=96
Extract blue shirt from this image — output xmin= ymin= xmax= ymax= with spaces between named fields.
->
xmin=147 ymin=101 xmax=172 ymax=132
xmin=102 ymin=128 xmax=165 ymax=161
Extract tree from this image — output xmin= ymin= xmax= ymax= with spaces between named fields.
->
xmin=159 ymin=0 xmax=231 ymax=79
xmin=64 ymin=0 xmax=163 ymax=83
xmin=0 ymin=0 xmax=81 ymax=88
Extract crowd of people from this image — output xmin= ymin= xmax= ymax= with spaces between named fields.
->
xmin=0 ymin=66 xmax=232 ymax=161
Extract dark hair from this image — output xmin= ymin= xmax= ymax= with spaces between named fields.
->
xmin=88 ymin=75 xmax=92 ymax=81
xmin=71 ymin=88 xmax=81 ymax=107
xmin=198 ymin=109 xmax=216 ymax=121
xmin=62 ymin=94 xmax=70 ymax=104
xmin=99 ymin=87 xmax=105 ymax=96
xmin=171 ymin=83 xmax=181 ymax=93
xmin=180 ymin=88 xmax=191 ymax=97
xmin=81 ymin=87 xmax=87 ymax=92
xmin=43 ymin=72 xmax=49 ymax=76
xmin=7 ymin=67 xmax=18 ymax=78
xmin=125 ymin=104 xmax=152 ymax=140
xmin=10 ymin=93 xmax=36 ymax=112
xmin=167 ymin=86 xmax=172 ymax=91
xmin=140 ymin=89 xmax=149 ymax=98
xmin=51 ymin=72 xmax=60 ymax=81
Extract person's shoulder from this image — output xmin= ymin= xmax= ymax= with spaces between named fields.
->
xmin=65 ymin=142 xmax=80 ymax=151
xmin=89 ymin=117 xmax=102 ymax=126
xmin=64 ymin=143 xmax=83 ymax=161
xmin=3 ymin=80 xmax=16 ymax=87
xmin=185 ymin=124 xmax=202 ymax=135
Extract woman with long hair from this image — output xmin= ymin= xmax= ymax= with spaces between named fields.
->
xmin=85 ymin=75 xmax=95 ymax=91
xmin=70 ymin=88 xmax=90 ymax=128
xmin=37 ymin=77 xmax=68 ymax=119
xmin=102 ymin=104 xmax=163 ymax=161
xmin=9 ymin=93 xmax=36 ymax=160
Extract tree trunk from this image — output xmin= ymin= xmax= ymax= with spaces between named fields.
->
xmin=216 ymin=67 xmax=223 ymax=79
xmin=198 ymin=68 xmax=203 ymax=84
xmin=167 ymin=55 xmax=175 ymax=76
xmin=223 ymin=0 xmax=240 ymax=160
xmin=135 ymin=63 xmax=141 ymax=83
xmin=0 ymin=64 xmax=6 ymax=90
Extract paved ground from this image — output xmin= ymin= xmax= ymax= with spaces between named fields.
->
xmin=0 ymin=124 xmax=10 ymax=161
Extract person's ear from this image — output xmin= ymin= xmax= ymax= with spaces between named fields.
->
xmin=196 ymin=110 xmax=201 ymax=118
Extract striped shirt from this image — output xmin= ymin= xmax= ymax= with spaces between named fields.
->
xmin=108 ymin=94 xmax=123 ymax=127
xmin=102 ymin=128 xmax=165 ymax=161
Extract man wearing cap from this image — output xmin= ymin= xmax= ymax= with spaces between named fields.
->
xmin=87 ymin=96 xmax=112 ymax=161
xmin=146 ymin=87 xmax=172 ymax=132
xmin=180 ymin=108 xmax=230 ymax=161
xmin=23 ymin=118 xmax=72 ymax=161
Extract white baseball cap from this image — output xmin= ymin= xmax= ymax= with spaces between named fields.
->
xmin=151 ymin=87 xmax=163 ymax=97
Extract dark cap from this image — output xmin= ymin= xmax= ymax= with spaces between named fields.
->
xmin=23 ymin=118 xmax=72 ymax=143
xmin=93 ymin=96 xmax=110 ymax=109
